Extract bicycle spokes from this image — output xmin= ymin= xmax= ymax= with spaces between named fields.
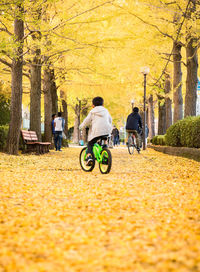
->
xmin=127 ymin=136 xmax=134 ymax=154
xmin=99 ymin=148 xmax=112 ymax=174
xmin=79 ymin=143 xmax=112 ymax=174
xmin=79 ymin=147 xmax=95 ymax=172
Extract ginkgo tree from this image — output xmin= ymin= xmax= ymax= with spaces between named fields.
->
xmin=1 ymin=0 xmax=200 ymax=153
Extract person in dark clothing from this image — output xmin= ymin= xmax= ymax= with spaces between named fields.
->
xmin=126 ymin=107 xmax=142 ymax=151
xmin=112 ymin=125 xmax=119 ymax=146
xmin=51 ymin=114 xmax=56 ymax=149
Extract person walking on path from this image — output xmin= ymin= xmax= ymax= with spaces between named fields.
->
xmin=79 ymin=96 xmax=112 ymax=166
xmin=145 ymin=124 xmax=149 ymax=146
xmin=126 ymin=107 xmax=142 ymax=151
xmin=54 ymin=112 xmax=65 ymax=151
xmin=51 ymin=114 xmax=56 ymax=149
xmin=112 ymin=125 xmax=119 ymax=146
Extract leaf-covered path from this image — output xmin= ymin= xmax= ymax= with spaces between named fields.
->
xmin=0 ymin=148 xmax=200 ymax=272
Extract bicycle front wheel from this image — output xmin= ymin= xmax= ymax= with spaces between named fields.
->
xmin=79 ymin=147 xmax=95 ymax=172
xmin=99 ymin=148 xmax=112 ymax=174
xmin=128 ymin=136 xmax=134 ymax=154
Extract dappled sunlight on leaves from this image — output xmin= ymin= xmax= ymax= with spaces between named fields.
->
xmin=0 ymin=147 xmax=200 ymax=271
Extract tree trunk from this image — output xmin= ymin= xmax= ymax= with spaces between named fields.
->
xmin=173 ymin=41 xmax=183 ymax=123
xmin=73 ymin=102 xmax=81 ymax=143
xmin=43 ymin=67 xmax=52 ymax=142
xmin=30 ymin=49 xmax=41 ymax=140
xmin=82 ymin=128 xmax=87 ymax=143
xmin=158 ymin=95 xmax=166 ymax=135
xmin=6 ymin=2 xmax=24 ymax=155
xmin=147 ymin=94 xmax=155 ymax=139
xmin=60 ymin=90 xmax=68 ymax=136
xmin=62 ymin=99 xmax=68 ymax=136
xmin=164 ymin=73 xmax=172 ymax=130
xmin=51 ymin=69 xmax=58 ymax=115
xmin=62 ymin=98 xmax=69 ymax=147
xmin=184 ymin=36 xmax=198 ymax=117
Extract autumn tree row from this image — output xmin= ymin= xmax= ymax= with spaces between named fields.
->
xmin=0 ymin=0 xmax=116 ymax=154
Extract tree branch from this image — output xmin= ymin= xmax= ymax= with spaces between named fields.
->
xmin=0 ymin=58 xmax=12 ymax=68
xmin=50 ymin=1 xmax=115 ymax=32
xmin=112 ymin=3 xmax=174 ymax=40
xmin=0 ymin=20 xmax=12 ymax=35
xmin=152 ymin=0 xmax=192 ymax=87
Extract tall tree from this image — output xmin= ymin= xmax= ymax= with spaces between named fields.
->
xmin=6 ymin=1 xmax=24 ymax=155
xmin=164 ymin=72 xmax=172 ymax=130
xmin=147 ymin=94 xmax=155 ymax=139
xmin=172 ymin=12 xmax=183 ymax=123
xmin=158 ymin=95 xmax=166 ymax=135
xmin=29 ymin=2 xmax=42 ymax=141
xmin=30 ymin=47 xmax=42 ymax=140
xmin=43 ymin=64 xmax=54 ymax=143
xmin=184 ymin=0 xmax=198 ymax=117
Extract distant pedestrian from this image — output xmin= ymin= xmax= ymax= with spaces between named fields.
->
xmin=51 ymin=114 xmax=56 ymax=149
xmin=145 ymin=124 xmax=149 ymax=146
xmin=54 ymin=112 xmax=65 ymax=151
xmin=112 ymin=125 xmax=119 ymax=146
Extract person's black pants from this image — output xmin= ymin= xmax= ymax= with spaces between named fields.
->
xmin=86 ymin=135 xmax=108 ymax=155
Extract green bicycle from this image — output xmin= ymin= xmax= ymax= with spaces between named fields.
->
xmin=79 ymin=137 xmax=112 ymax=174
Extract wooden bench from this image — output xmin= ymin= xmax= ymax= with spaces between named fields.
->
xmin=21 ymin=130 xmax=51 ymax=154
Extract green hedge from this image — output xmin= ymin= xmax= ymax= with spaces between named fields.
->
xmin=151 ymin=135 xmax=166 ymax=146
xmin=0 ymin=126 xmax=25 ymax=152
xmin=165 ymin=116 xmax=200 ymax=148
xmin=0 ymin=125 xmax=9 ymax=151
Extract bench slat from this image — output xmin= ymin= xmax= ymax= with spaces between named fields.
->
xmin=21 ymin=130 xmax=51 ymax=154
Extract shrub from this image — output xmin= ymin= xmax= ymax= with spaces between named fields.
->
xmin=166 ymin=116 xmax=200 ymax=148
xmin=165 ymin=120 xmax=182 ymax=147
xmin=0 ymin=94 xmax=10 ymax=125
xmin=62 ymin=138 xmax=69 ymax=147
xmin=0 ymin=125 xmax=9 ymax=151
xmin=152 ymin=135 xmax=166 ymax=146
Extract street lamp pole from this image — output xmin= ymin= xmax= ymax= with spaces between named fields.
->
xmin=141 ymin=67 xmax=149 ymax=150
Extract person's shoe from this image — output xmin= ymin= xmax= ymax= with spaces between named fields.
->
xmin=86 ymin=155 xmax=93 ymax=166
xmin=137 ymin=147 xmax=140 ymax=153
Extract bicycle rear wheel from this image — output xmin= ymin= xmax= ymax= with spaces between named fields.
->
xmin=79 ymin=147 xmax=95 ymax=172
xmin=99 ymin=148 xmax=112 ymax=174
xmin=128 ymin=136 xmax=134 ymax=154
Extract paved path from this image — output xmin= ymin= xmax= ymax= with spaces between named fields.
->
xmin=0 ymin=148 xmax=200 ymax=271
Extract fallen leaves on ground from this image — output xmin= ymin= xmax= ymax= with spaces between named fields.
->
xmin=0 ymin=147 xmax=200 ymax=272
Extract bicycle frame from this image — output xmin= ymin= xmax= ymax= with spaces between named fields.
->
xmin=83 ymin=143 xmax=103 ymax=163
xmin=129 ymin=132 xmax=136 ymax=144
xmin=93 ymin=143 xmax=103 ymax=163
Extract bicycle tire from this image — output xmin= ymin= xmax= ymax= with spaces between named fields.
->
xmin=99 ymin=148 xmax=112 ymax=174
xmin=128 ymin=136 xmax=134 ymax=154
xmin=79 ymin=147 xmax=95 ymax=172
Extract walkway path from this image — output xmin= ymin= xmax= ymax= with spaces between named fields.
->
xmin=0 ymin=148 xmax=200 ymax=271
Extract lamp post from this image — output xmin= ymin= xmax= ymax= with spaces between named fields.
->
xmin=140 ymin=67 xmax=150 ymax=150
xmin=131 ymin=99 xmax=134 ymax=111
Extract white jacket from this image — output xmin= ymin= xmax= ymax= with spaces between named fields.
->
xmin=79 ymin=106 xmax=112 ymax=141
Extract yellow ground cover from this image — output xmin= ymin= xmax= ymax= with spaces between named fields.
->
xmin=0 ymin=147 xmax=200 ymax=272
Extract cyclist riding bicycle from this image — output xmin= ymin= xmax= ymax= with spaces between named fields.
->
xmin=126 ymin=107 xmax=142 ymax=152
xmin=79 ymin=96 xmax=112 ymax=166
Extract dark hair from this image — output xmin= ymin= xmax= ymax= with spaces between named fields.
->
xmin=52 ymin=114 xmax=56 ymax=118
xmin=92 ymin=96 xmax=104 ymax=106
xmin=133 ymin=107 xmax=139 ymax=113
xmin=58 ymin=112 xmax=62 ymax=117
